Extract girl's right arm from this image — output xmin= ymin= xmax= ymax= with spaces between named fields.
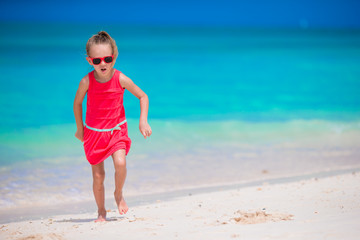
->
xmin=73 ymin=76 xmax=89 ymax=142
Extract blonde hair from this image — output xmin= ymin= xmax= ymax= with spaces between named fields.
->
xmin=86 ymin=31 xmax=118 ymax=60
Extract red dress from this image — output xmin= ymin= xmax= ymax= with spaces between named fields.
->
xmin=83 ymin=69 xmax=131 ymax=165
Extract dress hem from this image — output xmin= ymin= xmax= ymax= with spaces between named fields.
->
xmin=87 ymin=143 xmax=129 ymax=165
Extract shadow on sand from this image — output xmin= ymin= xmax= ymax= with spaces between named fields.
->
xmin=55 ymin=216 xmax=124 ymax=223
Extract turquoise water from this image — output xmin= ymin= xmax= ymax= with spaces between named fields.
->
xmin=0 ymin=23 xmax=359 ymax=130
xmin=0 ymin=22 xmax=360 ymax=219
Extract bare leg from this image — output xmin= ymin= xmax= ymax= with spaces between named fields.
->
xmin=91 ymin=161 xmax=107 ymax=222
xmin=112 ymin=149 xmax=129 ymax=215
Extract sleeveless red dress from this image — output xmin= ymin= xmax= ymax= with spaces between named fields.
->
xmin=83 ymin=69 xmax=131 ymax=165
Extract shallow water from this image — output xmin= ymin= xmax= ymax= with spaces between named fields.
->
xmin=0 ymin=119 xmax=359 ymax=213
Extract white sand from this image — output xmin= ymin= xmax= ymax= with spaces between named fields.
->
xmin=1 ymin=171 xmax=359 ymax=240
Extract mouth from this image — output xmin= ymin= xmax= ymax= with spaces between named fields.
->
xmin=100 ymin=68 xmax=107 ymax=73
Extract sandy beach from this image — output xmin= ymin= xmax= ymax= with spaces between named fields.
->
xmin=1 ymin=170 xmax=359 ymax=240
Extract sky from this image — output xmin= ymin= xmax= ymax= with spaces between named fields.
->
xmin=0 ymin=0 xmax=360 ymax=28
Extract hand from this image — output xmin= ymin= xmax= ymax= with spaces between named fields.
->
xmin=139 ymin=122 xmax=152 ymax=139
xmin=75 ymin=128 xmax=84 ymax=142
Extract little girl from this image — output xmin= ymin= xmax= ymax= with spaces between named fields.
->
xmin=73 ymin=31 xmax=152 ymax=222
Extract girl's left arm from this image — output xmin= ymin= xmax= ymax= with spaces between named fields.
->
xmin=120 ymin=73 xmax=152 ymax=139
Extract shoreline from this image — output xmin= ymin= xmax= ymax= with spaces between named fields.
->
xmin=1 ymin=166 xmax=359 ymax=225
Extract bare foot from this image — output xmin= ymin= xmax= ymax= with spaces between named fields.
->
xmin=95 ymin=209 xmax=107 ymax=222
xmin=114 ymin=191 xmax=129 ymax=215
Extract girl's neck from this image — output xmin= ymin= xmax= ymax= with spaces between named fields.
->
xmin=94 ymin=69 xmax=115 ymax=83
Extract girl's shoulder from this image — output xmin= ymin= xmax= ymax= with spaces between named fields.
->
xmin=118 ymin=71 xmax=132 ymax=90
xmin=79 ymin=74 xmax=90 ymax=89
xmin=82 ymin=73 xmax=90 ymax=83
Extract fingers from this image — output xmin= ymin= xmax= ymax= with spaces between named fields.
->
xmin=146 ymin=128 xmax=152 ymax=137
xmin=141 ymin=128 xmax=152 ymax=138
xmin=75 ymin=133 xmax=84 ymax=142
xmin=140 ymin=123 xmax=152 ymax=139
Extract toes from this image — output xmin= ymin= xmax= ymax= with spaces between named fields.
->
xmin=95 ymin=218 xmax=106 ymax=222
xmin=119 ymin=207 xmax=128 ymax=215
xmin=119 ymin=209 xmax=124 ymax=215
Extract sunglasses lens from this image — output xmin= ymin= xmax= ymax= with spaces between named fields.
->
xmin=92 ymin=58 xmax=101 ymax=65
xmin=104 ymin=56 xmax=113 ymax=63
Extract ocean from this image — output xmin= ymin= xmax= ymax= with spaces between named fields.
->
xmin=0 ymin=22 xmax=359 ymax=222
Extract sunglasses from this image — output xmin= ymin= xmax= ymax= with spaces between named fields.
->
xmin=90 ymin=55 xmax=114 ymax=65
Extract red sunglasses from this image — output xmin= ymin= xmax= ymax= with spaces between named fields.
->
xmin=89 ymin=55 xmax=114 ymax=65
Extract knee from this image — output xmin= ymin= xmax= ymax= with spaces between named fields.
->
xmin=114 ymin=158 xmax=126 ymax=171
xmin=93 ymin=170 xmax=105 ymax=183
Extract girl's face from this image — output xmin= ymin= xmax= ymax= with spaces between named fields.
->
xmin=86 ymin=43 xmax=115 ymax=77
